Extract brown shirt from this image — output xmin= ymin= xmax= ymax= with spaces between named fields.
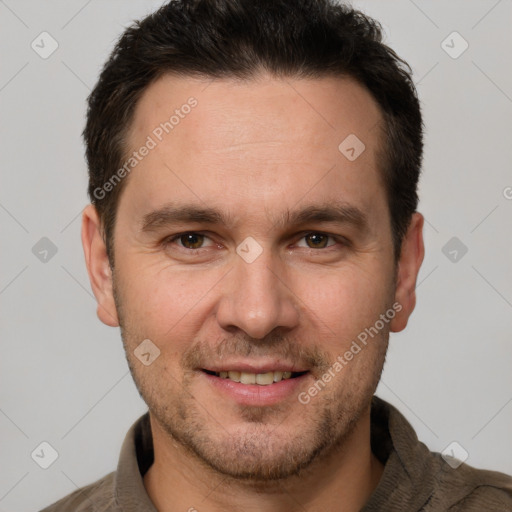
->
xmin=40 ymin=396 xmax=512 ymax=511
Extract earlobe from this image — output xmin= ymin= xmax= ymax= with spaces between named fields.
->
xmin=390 ymin=212 xmax=425 ymax=333
xmin=81 ymin=204 xmax=120 ymax=327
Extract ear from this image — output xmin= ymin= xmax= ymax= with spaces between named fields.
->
xmin=390 ymin=212 xmax=425 ymax=333
xmin=81 ymin=204 xmax=119 ymax=327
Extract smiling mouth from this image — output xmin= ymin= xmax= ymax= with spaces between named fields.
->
xmin=202 ymin=369 xmax=309 ymax=385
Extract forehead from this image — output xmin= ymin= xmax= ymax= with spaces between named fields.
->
xmin=129 ymin=72 xmax=383 ymax=153
xmin=119 ymin=73 xmax=387 ymax=231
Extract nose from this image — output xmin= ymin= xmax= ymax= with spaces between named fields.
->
xmin=215 ymin=249 xmax=300 ymax=340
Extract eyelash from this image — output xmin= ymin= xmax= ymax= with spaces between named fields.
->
xmin=163 ymin=231 xmax=349 ymax=253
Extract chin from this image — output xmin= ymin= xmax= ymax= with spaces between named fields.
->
xmin=191 ymin=439 xmax=324 ymax=481
xmin=168 ymin=407 xmax=341 ymax=482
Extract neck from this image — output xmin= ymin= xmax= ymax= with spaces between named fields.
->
xmin=143 ymin=407 xmax=384 ymax=512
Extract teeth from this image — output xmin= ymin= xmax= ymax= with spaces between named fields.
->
xmin=256 ymin=372 xmax=274 ymax=385
xmin=215 ymin=370 xmax=297 ymax=385
xmin=240 ymin=372 xmax=256 ymax=384
xmin=228 ymin=371 xmax=241 ymax=382
xmin=273 ymin=371 xmax=283 ymax=382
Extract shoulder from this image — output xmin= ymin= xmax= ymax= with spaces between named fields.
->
xmin=430 ymin=456 xmax=512 ymax=511
xmin=39 ymin=471 xmax=117 ymax=512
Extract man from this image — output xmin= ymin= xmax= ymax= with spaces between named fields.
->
xmin=41 ymin=0 xmax=512 ymax=510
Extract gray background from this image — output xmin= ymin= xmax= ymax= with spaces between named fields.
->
xmin=1 ymin=1 xmax=511 ymax=510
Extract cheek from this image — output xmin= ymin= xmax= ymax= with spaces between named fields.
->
xmin=294 ymin=265 xmax=390 ymax=346
xmin=117 ymin=260 xmax=221 ymax=340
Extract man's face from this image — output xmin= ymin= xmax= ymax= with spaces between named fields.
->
xmin=101 ymin=74 xmax=403 ymax=479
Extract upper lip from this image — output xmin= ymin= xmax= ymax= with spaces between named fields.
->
xmin=201 ymin=360 xmax=309 ymax=373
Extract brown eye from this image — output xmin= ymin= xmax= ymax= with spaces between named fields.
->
xmin=177 ymin=233 xmax=206 ymax=249
xmin=305 ymin=233 xmax=329 ymax=248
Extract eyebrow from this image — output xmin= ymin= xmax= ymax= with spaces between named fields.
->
xmin=140 ymin=201 xmax=370 ymax=234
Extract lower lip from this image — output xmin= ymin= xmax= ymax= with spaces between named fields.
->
xmin=202 ymin=372 xmax=310 ymax=406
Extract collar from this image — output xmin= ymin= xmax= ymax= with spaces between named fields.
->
xmin=114 ymin=409 xmax=157 ymax=511
xmin=362 ymin=396 xmax=438 ymax=511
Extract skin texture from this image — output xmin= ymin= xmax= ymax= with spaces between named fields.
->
xmin=82 ymin=73 xmax=425 ymax=512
